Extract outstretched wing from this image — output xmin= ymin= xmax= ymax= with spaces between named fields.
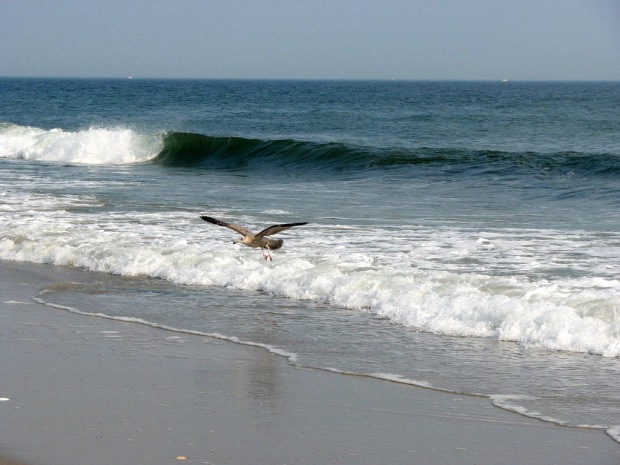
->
xmin=256 ymin=222 xmax=308 ymax=237
xmin=200 ymin=216 xmax=253 ymax=236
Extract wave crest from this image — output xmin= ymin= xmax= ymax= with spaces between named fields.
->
xmin=0 ymin=123 xmax=162 ymax=165
xmin=155 ymin=131 xmax=620 ymax=177
xmin=2 ymin=123 xmax=619 ymax=177
xmin=154 ymin=132 xmax=368 ymax=170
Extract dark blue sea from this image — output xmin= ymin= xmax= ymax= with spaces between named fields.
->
xmin=1 ymin=78 xmax=619 ymax=439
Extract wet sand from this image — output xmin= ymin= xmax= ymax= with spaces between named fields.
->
xmin=1 ymin=261 xmax=619 ymax=465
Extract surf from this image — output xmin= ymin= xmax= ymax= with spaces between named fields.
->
xmin=0 ymin=123 xmax=162 ymax=165
xmin=1 ymin=193 xmax=618 ymax=358
xmin=3 ymin=123 xmax=619 ymax=178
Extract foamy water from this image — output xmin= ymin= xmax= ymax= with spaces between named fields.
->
xmin=1 ymin=167 xmax=618 ymax=358
xmin=0 ymin=123 xmax=162 ymax=164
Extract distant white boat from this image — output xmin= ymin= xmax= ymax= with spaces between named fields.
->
xmin=128 ymin=76 xmax=133 ymax=79
xmin=502 ymin=78 xmax=509 ymax=82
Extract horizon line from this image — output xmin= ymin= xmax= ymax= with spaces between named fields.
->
xmin=1 ymin=75 xmax=619 ymax=83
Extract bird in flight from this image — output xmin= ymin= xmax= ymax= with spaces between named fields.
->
xmin=200 ymin=215 xmax=308 ymax=260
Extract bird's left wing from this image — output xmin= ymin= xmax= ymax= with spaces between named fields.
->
xmin=257 ymin=222 xmax=308 ymax=237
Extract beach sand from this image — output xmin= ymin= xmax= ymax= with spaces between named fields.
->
xmin=1 ymin=261 xmax=619 ymax=465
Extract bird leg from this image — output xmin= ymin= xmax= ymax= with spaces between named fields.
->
xmin=263 ymin=246 xmax=273 ymax=261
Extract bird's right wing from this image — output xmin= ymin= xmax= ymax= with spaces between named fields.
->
xmin=200 ymin=216 xmax=253 ymax=236
xmin=257 ymin=222 xmax=308 ymax=237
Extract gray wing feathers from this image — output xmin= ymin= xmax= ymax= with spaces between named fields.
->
xmin=200 ymin=216 xmax=308 ymax=240
xmin=257 ymin=222 xmax=308 ymax=237
xmin=200 ymin=216 xmax=253 ymax=236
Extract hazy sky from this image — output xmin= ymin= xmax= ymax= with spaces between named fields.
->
xmin=2 ymin=0 xmax=619 ymax=80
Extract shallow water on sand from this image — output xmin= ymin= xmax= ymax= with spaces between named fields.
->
xmin=34 ymin=265 xmax=620 ymax=433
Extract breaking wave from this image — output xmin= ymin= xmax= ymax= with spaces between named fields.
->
xmin=0 ymin=123 xmax=161 ymax=165
xmin=2 ymin=123 xmax=619 ymax=177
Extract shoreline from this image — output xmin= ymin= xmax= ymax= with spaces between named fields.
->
xmin=1 ymin=260 xmax=619 ymax=465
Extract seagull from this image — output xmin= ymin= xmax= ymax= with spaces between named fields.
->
xmin=200 ymin=215 xmax=308 ymax=260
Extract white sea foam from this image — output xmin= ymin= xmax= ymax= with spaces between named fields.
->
xmin=369 ymin=373 xmax=433 ymax=389
xmin=490 ymin=395 xmax=612 ymax=434
xmin=1 ymin=186 xmax=619 ymax=358
xmin=490 ymin=395 xmax=571 ymax=426
xmin=607 ymin=425 xmax=620 ymax=443
xmin=0 ymin=123 xmax=162 ymax=165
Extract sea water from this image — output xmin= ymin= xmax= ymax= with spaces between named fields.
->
xmin=1 ymin=78 xmax=619 ymax=439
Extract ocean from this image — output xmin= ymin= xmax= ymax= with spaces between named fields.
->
xmin=1 ymin=78 xmax=619 ymax=440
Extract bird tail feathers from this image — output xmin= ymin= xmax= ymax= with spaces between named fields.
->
xmin=267 ymin=239 xmax=284 ymax=250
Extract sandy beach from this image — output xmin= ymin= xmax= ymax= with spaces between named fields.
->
xmin=1 ymin=261 xmax=619 ymax=465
